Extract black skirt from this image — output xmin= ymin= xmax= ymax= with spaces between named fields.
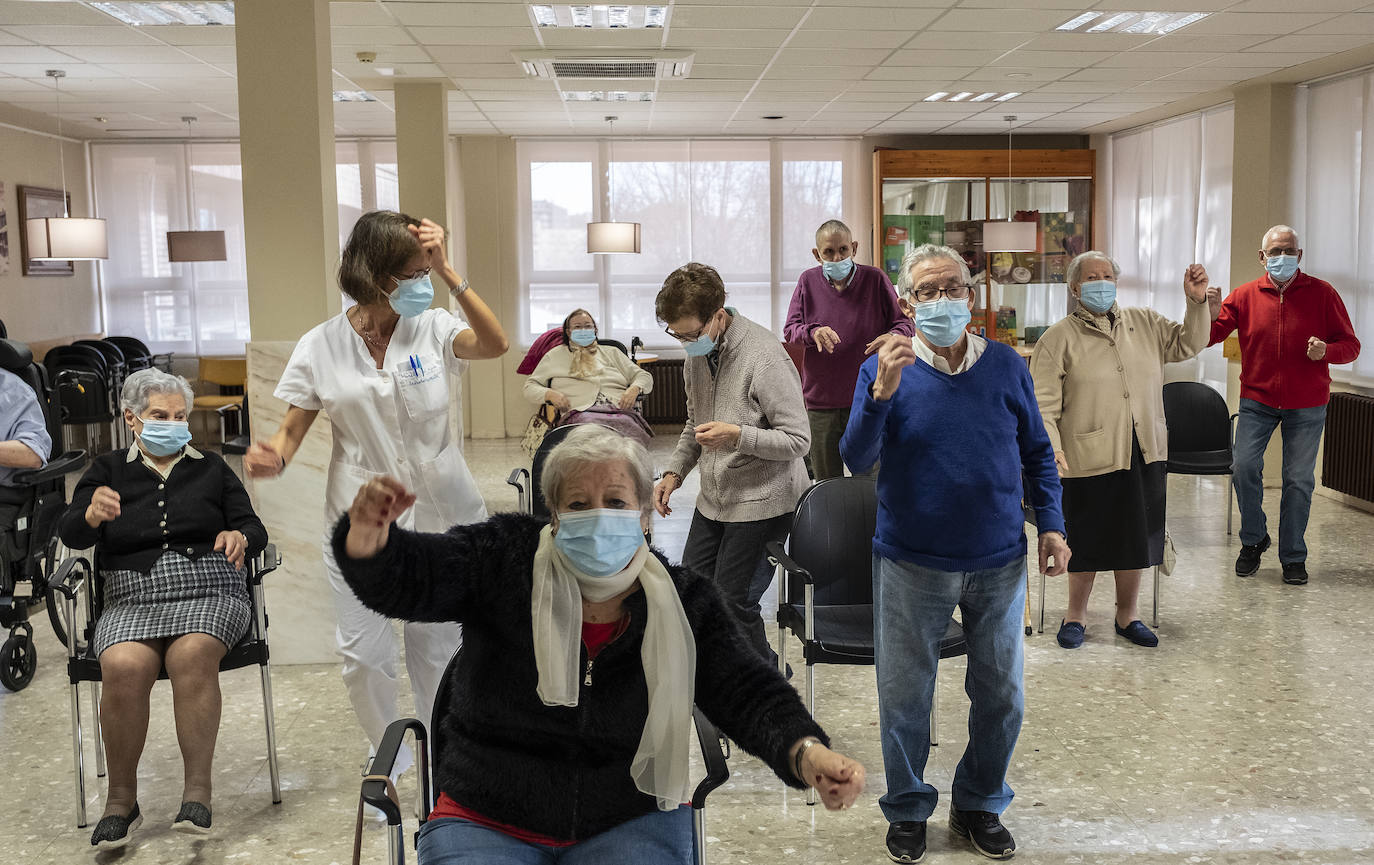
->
xmin=1060 ymin=436 xmax=1166 ymax=573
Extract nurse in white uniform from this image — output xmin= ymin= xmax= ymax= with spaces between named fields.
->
xmin=244 ymin=210 xmax=507 ymax=766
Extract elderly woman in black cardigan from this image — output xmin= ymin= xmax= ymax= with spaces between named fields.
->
xmin=58 ymin=368 xmax=267 ymax=850
xmin=337 ymin=424 xmax=865 ymax=863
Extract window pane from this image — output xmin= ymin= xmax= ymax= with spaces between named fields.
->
xmin=531 ymin=161 xmax=594 ymax=272
xmin=188 ymin=142 xmax=251 ymax=353
xmin=529 ymin=283 xmax=600 ymax=336
xmin=781 ymin=160 xmax=843 ymax=273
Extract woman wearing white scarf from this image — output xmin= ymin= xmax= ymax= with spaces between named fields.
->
xmin=337 ymin=425 xmax=865 ymax=863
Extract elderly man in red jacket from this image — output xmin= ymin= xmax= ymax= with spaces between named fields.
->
xmin=1209 ymin=225 xmax=1361 ymax=585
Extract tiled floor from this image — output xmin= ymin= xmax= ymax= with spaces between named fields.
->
xmin=4 ymin=431 xmax=1374 ymax=864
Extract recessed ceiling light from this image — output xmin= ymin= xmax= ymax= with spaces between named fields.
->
xmin=994 ymin=92 xmax=1020 ymax=102
xmin=1056 ymin=9 xmax=1208 ymax=34
xmin=970 ymin=92 xmax=997 ymax=102
xmin=333 ymin=90 xmax=377 ymax=103
xmin=530 ymin=5 xmax=670 ymax=29
xmin=924 ymin=91 xmax=950 ymax=101
xmin=1005 ymin=72 xmax=1031 ymax=79
xmin=564 ymin=90 xmax=655 ymax=102
xmin=925 ymin=91 xmax=1018 ymax=103
xmin=947 ymin=92 xmax=975 ymax=102
xmin=91 ymin=2 xmax=233 ymax=26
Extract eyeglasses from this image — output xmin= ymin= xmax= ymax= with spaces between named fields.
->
xmin=1263 ymin=247 xmax=1299 ymax=257
xmin=393 ymin=266 xmax=432 ymax=283
xmin=911 ymin=281 xmax=973 ymax=303
xmin=663 ymin=310 xmax=718 ymax=342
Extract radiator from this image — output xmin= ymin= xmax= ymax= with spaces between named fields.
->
xmin=643 ymin=358 xmax=687 ymax=425
xmin=1323 ymin=392 xmax=1374 ymax=502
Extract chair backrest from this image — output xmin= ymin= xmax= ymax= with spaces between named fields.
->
xmin=785 ymin=476 xmax=877 ymax=605
xmin=530 ymin=423 xmax=580 ymax=518
xmin=1162 ymin=381 xmax=1231 ymax=454
xmin=0 ymin=318 xmax=7 ymax=338
xmin=73 ymin=339 xmax=126 ymax=369
xmin=597 ymin=338 xmax=629 ymax=356
xmin=44 ymin=344 xmax=108 ymax=375
xmin=198 ymin=356 xmax=247 ymax=387
xmin=106 ymin=336 xmax=152 ymax=360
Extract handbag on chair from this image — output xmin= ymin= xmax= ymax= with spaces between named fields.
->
xmin=520 ymin=402 xmax=559 ymax=458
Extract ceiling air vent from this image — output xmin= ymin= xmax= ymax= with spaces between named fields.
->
xmin=514 ymin=50 xmax=693 ymax=81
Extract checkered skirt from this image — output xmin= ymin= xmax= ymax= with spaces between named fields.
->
xmin=94 ymin=551 xmax=251 ymax=656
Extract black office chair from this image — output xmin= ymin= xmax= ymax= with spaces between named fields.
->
xmin=44 ymin=344 xmax=120 ymax=455
xmin=1163 ymin=381 xmax=1236 ymax=535
xmin=767 ymin=477 xmax=965 ymax=804
xmin=48 ymin=544 xmax=284 ymax=827
xmin=360 ymin=699 xmax=729 ymax=865
xmin=0 ymin=338 xmax=87 ymax=690
xmin=597 ymin=337 xmax=630 ymax=356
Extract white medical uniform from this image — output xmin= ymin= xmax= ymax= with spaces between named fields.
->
xmin=275 ymin=307 xmax=487 ymax=753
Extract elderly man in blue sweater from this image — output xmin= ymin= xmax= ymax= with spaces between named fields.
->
xmin=841 ymin=244 xmax=1070 ymax=863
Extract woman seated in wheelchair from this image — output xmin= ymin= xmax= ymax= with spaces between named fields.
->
xmin=337 ymin=424 xmax=865 ymax=864
xmin=57 ymin=368 xmax=267 ymax=850
xmin=522 ymin=308 xmax=652 ymax=416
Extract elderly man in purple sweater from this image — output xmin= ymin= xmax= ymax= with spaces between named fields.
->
xmin=785 ymin=219 xmax=914 ymax=481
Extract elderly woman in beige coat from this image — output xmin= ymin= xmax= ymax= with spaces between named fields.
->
xmin=1030 ymin=251 xmax=1217 ymax=649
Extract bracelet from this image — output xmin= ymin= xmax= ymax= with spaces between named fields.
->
xmin=793 ymin=737 xmax=822 ymax=783
xmin=449 ymin=278 xmax=470 ymax=298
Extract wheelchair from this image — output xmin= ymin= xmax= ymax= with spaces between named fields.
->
xmin=0 ymin=337 xmax=87 ymax=691
xmin=359 ymin=702 xmax=730 ymax=865
xmin=47 ymin=543 xmax=284 ymax=827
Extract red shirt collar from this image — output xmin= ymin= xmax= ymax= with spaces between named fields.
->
xmin=1259 ymin=269 xmax=1304 ymax=293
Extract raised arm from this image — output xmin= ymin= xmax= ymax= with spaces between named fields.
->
xmin=244 ymin=404 xmax=319 ymax=479
xmin=1161 ymin=264 xmax=1214 ymax=363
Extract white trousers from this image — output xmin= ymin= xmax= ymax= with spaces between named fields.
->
xmin=322 ymin=534 xmax=461 ymax=753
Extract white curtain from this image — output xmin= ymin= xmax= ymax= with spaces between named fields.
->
xmin=1107 ymin=105 xmax=1234 ymax=392
xmin=1292 ymin=72 xmax=1373 ymax=384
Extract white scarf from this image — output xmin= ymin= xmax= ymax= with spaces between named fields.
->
xmin=530 ymin=526 xmax=696 ymax=810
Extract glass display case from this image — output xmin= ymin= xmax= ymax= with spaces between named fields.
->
xmin=874 ymin=149 xmax=1095 ymax=352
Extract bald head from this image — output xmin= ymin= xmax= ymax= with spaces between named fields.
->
xmin=1261 ymin=225 xmax=1300 ymax=253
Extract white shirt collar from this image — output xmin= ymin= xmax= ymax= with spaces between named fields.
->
xmin=911 ymin=331 xmax=986 ymax=375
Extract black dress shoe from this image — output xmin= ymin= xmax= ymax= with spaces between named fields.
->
xmin=173 ymin=800 xmax=212 ymax=835
xmin=90 ymin=802 xmax=142 ymax=850
xmin=1235 ymin=534 xmax=1270 ymax=576
xmin=950 ymin=808 xmax=1016 ymax=859
xmin=1282 ymin=561 xmax=1308 ymax=585
xmin=886 ymin=820 xmax=927 ymax=863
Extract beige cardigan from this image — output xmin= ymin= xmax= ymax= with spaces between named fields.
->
xmin=1030 ymin=297 xmax=1210 ymax=479
xmin=522 ymin=344 xmax=653 ymax=412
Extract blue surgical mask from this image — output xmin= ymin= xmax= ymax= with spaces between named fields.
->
xmin=913 ymin=298 xmax=971 ymax=348
xmin=388 ymin=272 xmax=434 ymax=318
xmin=1078 ymin=279 xmax=1116 ymax=314
xmin=554 ymin=509 xmax=646 ymax=578
xmin=1266 ymin=254 xmax=1299 ymax=284
xmin=821 ymin=257 xmax=855 ymax=283
xmin=138 ymin=419 xmax=192 ymax=457
xmin=569 ymin=328 xmax=597 ymax=347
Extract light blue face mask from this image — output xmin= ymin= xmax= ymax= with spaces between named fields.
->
xmin=554 ymin=508 xmax=646 ymax=577
xmin=569 ymin=328 xmax=597 ymax=347
xmin=1266 ymin=254 xmax=1299 ymax=284
xmin=1078 ymin=279 xmax=1117 ymax=314
xmin=821 ymin=257 xmax=855 ymax=283
xmin=913 ymin=298 xmax=972 ymax=348
xmin=681 ymin=314 xmax=718 ymax=357
xmin=388 ymin=272 xmax=434 ymax=318
xmin=138 ymin=419 xmax=192 ymax=457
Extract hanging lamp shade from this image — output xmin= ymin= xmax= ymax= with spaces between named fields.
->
xmin=587 ymin=221 xmax=641 ymax=254
xmin=26 ymin=216 xmax=108 ymax=261
xmin=982 ymin=220 xmax=1037 ymax=253
xmin=167 ymin=230 xmax=227 ymax=262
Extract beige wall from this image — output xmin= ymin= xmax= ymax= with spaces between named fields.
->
xmin=0 ymin=125 xmax=101 ymax=344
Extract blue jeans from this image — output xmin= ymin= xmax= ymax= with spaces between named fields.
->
xmin=874 ymin=555 xmax=1025 ymax=823
xmin=1232 ymin=398 xmax=1327 ymax=564
xmin=416 ymin=806 xmax=694 ymax=865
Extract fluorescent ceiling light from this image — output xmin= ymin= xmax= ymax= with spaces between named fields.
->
xmin=91 ymin=1 xmax=234 ymax=26
xmin=1058 ymin=9 xmax=1208 ymax=34
xmin=970 ymin=92 xmax=997 ymax=102
xmin=563 ymin=90 xmax=654 ymax=101
xmin=994 ymin=92 xmax=1020 ymax=102
xmin=1055 ymin=12 xmax=1100 ymax=31
xmin=924 ymin=92 xmax=950 ymax=102
xmin=948 ymin=91 xmax=974 ymax=101
xmin=333 ymin=90 xmax=377 ymax=102
xmin=925 ymin=91 xmax=1017 ymax=103
xmin=531 ymin=4 xmax=669 ymax=29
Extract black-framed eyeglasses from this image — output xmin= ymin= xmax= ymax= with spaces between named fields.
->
xmin=663 ymin=309 xmax=719 ymax=342
xmin=912 ymin=281 xmax=973 ymax=303
xmin=1263 ymin=247 xmax=1299 ymax=257
xmin=393 ymin=265 xmax=432 ymax=283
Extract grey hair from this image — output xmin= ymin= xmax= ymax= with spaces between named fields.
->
xmin=120 ymin=368 xmax=195 ymax=416
xmin=896 ymin=244 xmax=971 ymax=299
xmin=815 ymin=219 xmax=852 ymax=243
xmin=541 ymin=424 xmax=655 ymax=521
xmin=1262 ymin=224 xmax=1300 ymax=249
xmin=1066 ymin=251 xmax=1121 ymax=291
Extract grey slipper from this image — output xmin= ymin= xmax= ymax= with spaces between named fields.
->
xmin=172 ymin=801 xmax=212 ymax=836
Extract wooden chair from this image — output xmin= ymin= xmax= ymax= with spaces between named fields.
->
xmin=193 ymin=357 xmax=247 ymax=445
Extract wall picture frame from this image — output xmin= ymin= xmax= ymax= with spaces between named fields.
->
xmin=18 ymin=184 xmax=75 ymax=277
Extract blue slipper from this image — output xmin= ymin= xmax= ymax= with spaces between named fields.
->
xmin=1056 ymin=620 xmax=1085 ymax=649
xmin=1114 ymin=620 xmax=1158 ymax=647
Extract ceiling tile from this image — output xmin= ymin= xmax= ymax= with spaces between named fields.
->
xmin=331 ymin=2 xmax=397 ymax=26
xmin=1131 ymin=33 xmax=1271 ymax=52
xmin=1243 ymin=34 xmax=1374 ymax=51
xmin=1296 ymin=12 xmax=1374 ymax=33
xmin=667 ymin=28 xmax=791 ymax=48
xmin=152 ymin=25 xmax=236 ymax=45
xmin=425 ymin=45 xmax=524 ymax=64
xmin=690 ymin=63 xmax=769 ymax=78
xmin=1200 ymin=51 xmax=1330 ymax=67
xmin=51 ymin=45 xmax=199 ymax=64
xmin=786 ymin=29 xmax=913 ymax=48
xmin=102 ymin=63 xmax=231 ymax=79
xmin=330 ymin=25 xmax=416 ymax=45
xmin=775 ymin=47 xmax=894 ymax=66
xmin=384 ymin=2 xmax=533 ymax=27
xmin=0 ymin=2 xmax=111 ymax=26
xmin=864 ymin=65 xmax=979 ymax=81
xmin=537 ymin=29 xmax=665 ymax=48
xmin=958 ymin=67 xmax=1067 ymax=82
xmin=419 ymin=26 xmax=540 ymax=45
xmin=332 ymin=45 xmax=431 ymax=63
xmin=902 ymin=31 xmax=1035 ymax=50
xmin=991 ymin=50 xmax=1117 ymax=68
xmin=1059 ymin=67 xmax=1168 ymax=82
xmin=671 ymin=5 xmax=808 ymax=28
xmin=1018 ymin=32 xmax=1157 ymax=52
xmin=884 ymin=49 xmax=1007 ymax=66
xmin=1 ymin=24 xmax=159 ymax=45
xmin=931 ymin=8 xmax=1092 ymax=31
xmin=803 ymin=6 xmax=942 ymax=28
xmin=1228 ymin=0 xmax=1366 ymax=10
xmin=1181 ymin=12 xmax=1339 ymax=34
xmin=684 ymin=48 xmax=780 ymax=65
xmin=438 ymin=63 xmax=522 ymax=78
xmin=0 ymin=63 xmax=119 ymax=78
xmin=1095 ymin=51 xmax=1217 ymax=68
xmin=766 ymin=64 xmax=871 ymax=80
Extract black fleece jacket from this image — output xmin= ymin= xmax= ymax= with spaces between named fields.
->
xmin=331 ymin=511 xmax=827 ymax=842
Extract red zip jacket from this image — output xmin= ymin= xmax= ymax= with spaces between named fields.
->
xmin=1209 ymin=270 xmax=1361 ymax=409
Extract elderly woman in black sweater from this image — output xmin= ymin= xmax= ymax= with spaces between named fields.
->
xmin=336 ymin=424 xmax=864 ymax=863
xmin=58 ymin=369 xmax=267 ymax=850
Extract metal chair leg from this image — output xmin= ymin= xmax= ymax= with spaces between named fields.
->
xmin=260 ymin=662 xmax=282 ymax=804
xmin=694 ymin=807 xmax=707 ymax=865
xmin=805 ymin=663 xmax=816 ymax=806
xmin=930 ymin=684 xmax=940 ymax=747
xmin=92 ymin=681 xmax=106 ymax=777
xmin=71 ymin=679 xmax=88 ymax=828
xmin=776 ymin=622 xmax=786 ymax=676
xmin=1226 ymin=478 xmax=1234 ymax=535
xmin=1038 ymin=569 xmax=1046 ymax=634
xmin=1151 ymin=566 xmax=1160 ymax=628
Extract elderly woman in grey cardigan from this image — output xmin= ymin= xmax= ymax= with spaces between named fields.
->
xmin=652 ymin=262 xmax=811 ymax=663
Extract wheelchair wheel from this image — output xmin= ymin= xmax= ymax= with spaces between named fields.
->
xmin=0 ymin=632 xmax=37 ymax=691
